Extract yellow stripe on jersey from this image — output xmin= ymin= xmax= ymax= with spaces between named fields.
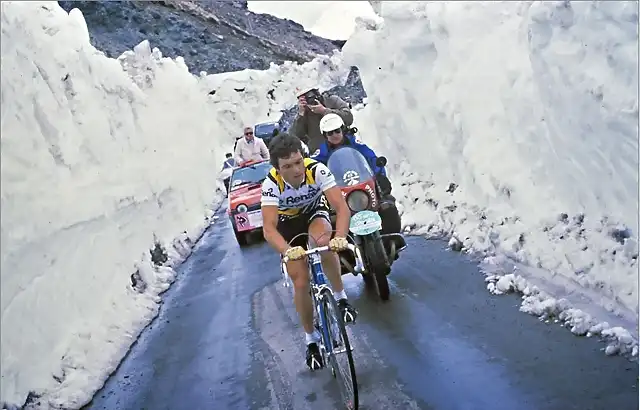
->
xmin=267 ymin=158 xmax=321 ymax=216
xmin=304 ymin=159 xmax=317 ymax=185
xmin=267 ymin=168 xmax=286 ymax=192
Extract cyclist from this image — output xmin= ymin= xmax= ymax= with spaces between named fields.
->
xmin=261 ymin=132 xmax=358 ymax=370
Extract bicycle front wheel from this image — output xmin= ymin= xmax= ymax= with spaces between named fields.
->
xmin=320 ymin=288 xmax=358 ymax=410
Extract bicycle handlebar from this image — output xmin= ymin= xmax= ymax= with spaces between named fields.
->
xmin=281 ymin=243 xmax=365 ymax=281
xmin=282 ymin=243 xmax=356 ymax=264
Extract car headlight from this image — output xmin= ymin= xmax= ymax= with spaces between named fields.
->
xmin=236 ymin=204 xmax=248 ymax=213
xmin=347 ymin=190 xmax=369 ymax=212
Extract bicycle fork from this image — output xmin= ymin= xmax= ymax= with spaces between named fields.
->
xmin=309 ymin=254 xmax=334 ymax=355
xmin=311 ymin=253 xmax=355 ymax=356
xmin=313 ymin=291 xmax=354 ymax=365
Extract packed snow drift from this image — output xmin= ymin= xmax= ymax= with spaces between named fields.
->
xmin=2 ymin=0 xmax=638 ymax=408
xmin=344 ymin=1 xmax=638 ymax=353
xmin=247 ymin=1 xmax=378 ymax=40
xmin=0 ymin=2 xmax=349 ymax=408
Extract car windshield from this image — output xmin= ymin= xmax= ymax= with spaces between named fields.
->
xmin=255 ymin=123 xmax=276 ymax=138
xmin=230 ymin=161 xmax=272 ymax=190
xmin=326 ymin=147 xmax=374 ymax=187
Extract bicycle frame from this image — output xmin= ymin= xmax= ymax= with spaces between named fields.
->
xmin=281 ymin=244 xmax=364 ymax=355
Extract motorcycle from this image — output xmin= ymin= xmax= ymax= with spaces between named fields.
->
xmin=326 ymin=147 xmax=407 ymax=301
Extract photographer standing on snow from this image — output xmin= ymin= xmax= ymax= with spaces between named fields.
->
xmin=290 ymin=86 xmax=354 ymax=154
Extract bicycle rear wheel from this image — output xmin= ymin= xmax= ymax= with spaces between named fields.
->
xmin=320 ymin=288 xmax=358 ymax=410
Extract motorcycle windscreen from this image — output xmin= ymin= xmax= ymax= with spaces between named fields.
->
xmin=326 ymin=147 xmax=375 ymax=187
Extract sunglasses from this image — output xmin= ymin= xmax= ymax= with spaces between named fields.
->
xmin=244 ymin=131 xmax=254 ymax=136
xmin=324 ymin=128 xmax=341 ymax=136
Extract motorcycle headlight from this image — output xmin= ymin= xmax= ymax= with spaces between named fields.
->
xmin=346 ymin=190 xmax=370 ymax=212
xmin=236 ymin=204 xmax=248 ymax=213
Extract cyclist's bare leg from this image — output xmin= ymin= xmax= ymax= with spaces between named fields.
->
xmin=287 ymin=258 xmax=315 ymax=333
xmin=308 ymin=217 xmax=358 ymax=324
xmin=308 ymin=217 xmax=344 ymax=293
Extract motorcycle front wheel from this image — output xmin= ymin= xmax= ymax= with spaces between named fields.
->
xmin=362 ymin=234 xmax=391 ymax=301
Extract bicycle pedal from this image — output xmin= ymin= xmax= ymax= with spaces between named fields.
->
xmin=308 ymin=356 xmax=324 ymax=371
xmin=343 ymin=313 xmax=356 ymax=324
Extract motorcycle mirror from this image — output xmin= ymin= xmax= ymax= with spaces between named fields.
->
xmin=376 ymin=156 xmax=387 ymax=167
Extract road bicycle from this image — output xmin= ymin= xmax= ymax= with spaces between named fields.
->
xmin=281 ymin=239 xmax=365 ymax=410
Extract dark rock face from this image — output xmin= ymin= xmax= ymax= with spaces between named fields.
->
xmin=58 ymin=0 xmax=341 ymax=74
xmin=58 ymin=0 xmax=367 ymax=118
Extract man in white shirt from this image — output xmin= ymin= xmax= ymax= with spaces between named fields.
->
xmin=234 ymin=126 xmax=270 ymax=163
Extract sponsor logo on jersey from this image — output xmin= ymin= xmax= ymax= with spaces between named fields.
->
xmin=262 ymin=187 xmax=278 ymax=198
xmin=282 ymin=186 xmax=321 ymax=206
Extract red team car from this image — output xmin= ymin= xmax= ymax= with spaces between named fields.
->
xmin=227 ymin=159 xmax=273 ymax=246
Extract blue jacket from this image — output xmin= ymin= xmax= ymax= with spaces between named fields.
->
xmin=312 ymin=134 xmax=387 ymax=177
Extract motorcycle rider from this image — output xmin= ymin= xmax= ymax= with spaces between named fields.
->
xmin=261 ymin=132 xmax=358 ymax=371
xmin=312 ymin=113 xmax=401 ymax=234
xmin=290 ymin=86 xmax=354 ymax=154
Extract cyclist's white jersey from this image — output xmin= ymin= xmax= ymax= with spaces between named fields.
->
xmin=260 ymin=158 xmax=336 ymax=218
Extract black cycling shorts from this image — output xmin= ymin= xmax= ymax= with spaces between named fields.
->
xmin=277 ymin=197 xmax=332 ymax=249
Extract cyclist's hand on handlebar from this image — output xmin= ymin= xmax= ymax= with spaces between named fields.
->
xmin=284 ymin=246 xmax=306 ymax=261
xmin=329 ymin=237 xmax=349 ymax=252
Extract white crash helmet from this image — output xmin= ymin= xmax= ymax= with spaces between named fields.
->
xmin=319 ymin=113 xmax=345 ymax=133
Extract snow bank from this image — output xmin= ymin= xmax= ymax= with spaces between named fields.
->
xmin=201 ymin=49 xmax=351 ymax=128
xmin=345 ymin=1 xmax=638 ymax=351
xmin=247 ymin=1 xmax=378 ymax=40
xmin=0 ymin=2 xmax=348 ymax=408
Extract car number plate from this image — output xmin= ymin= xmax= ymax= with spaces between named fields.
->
xmin=248 ymin=210 xmax=263 ymax=227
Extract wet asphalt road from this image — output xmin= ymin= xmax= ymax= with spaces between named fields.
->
xmin=83 ymin=209 xmax=638 ymax=410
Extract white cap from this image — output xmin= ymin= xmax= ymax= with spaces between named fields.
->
xmin=294 ymin=85 xmax=317 ymax=98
